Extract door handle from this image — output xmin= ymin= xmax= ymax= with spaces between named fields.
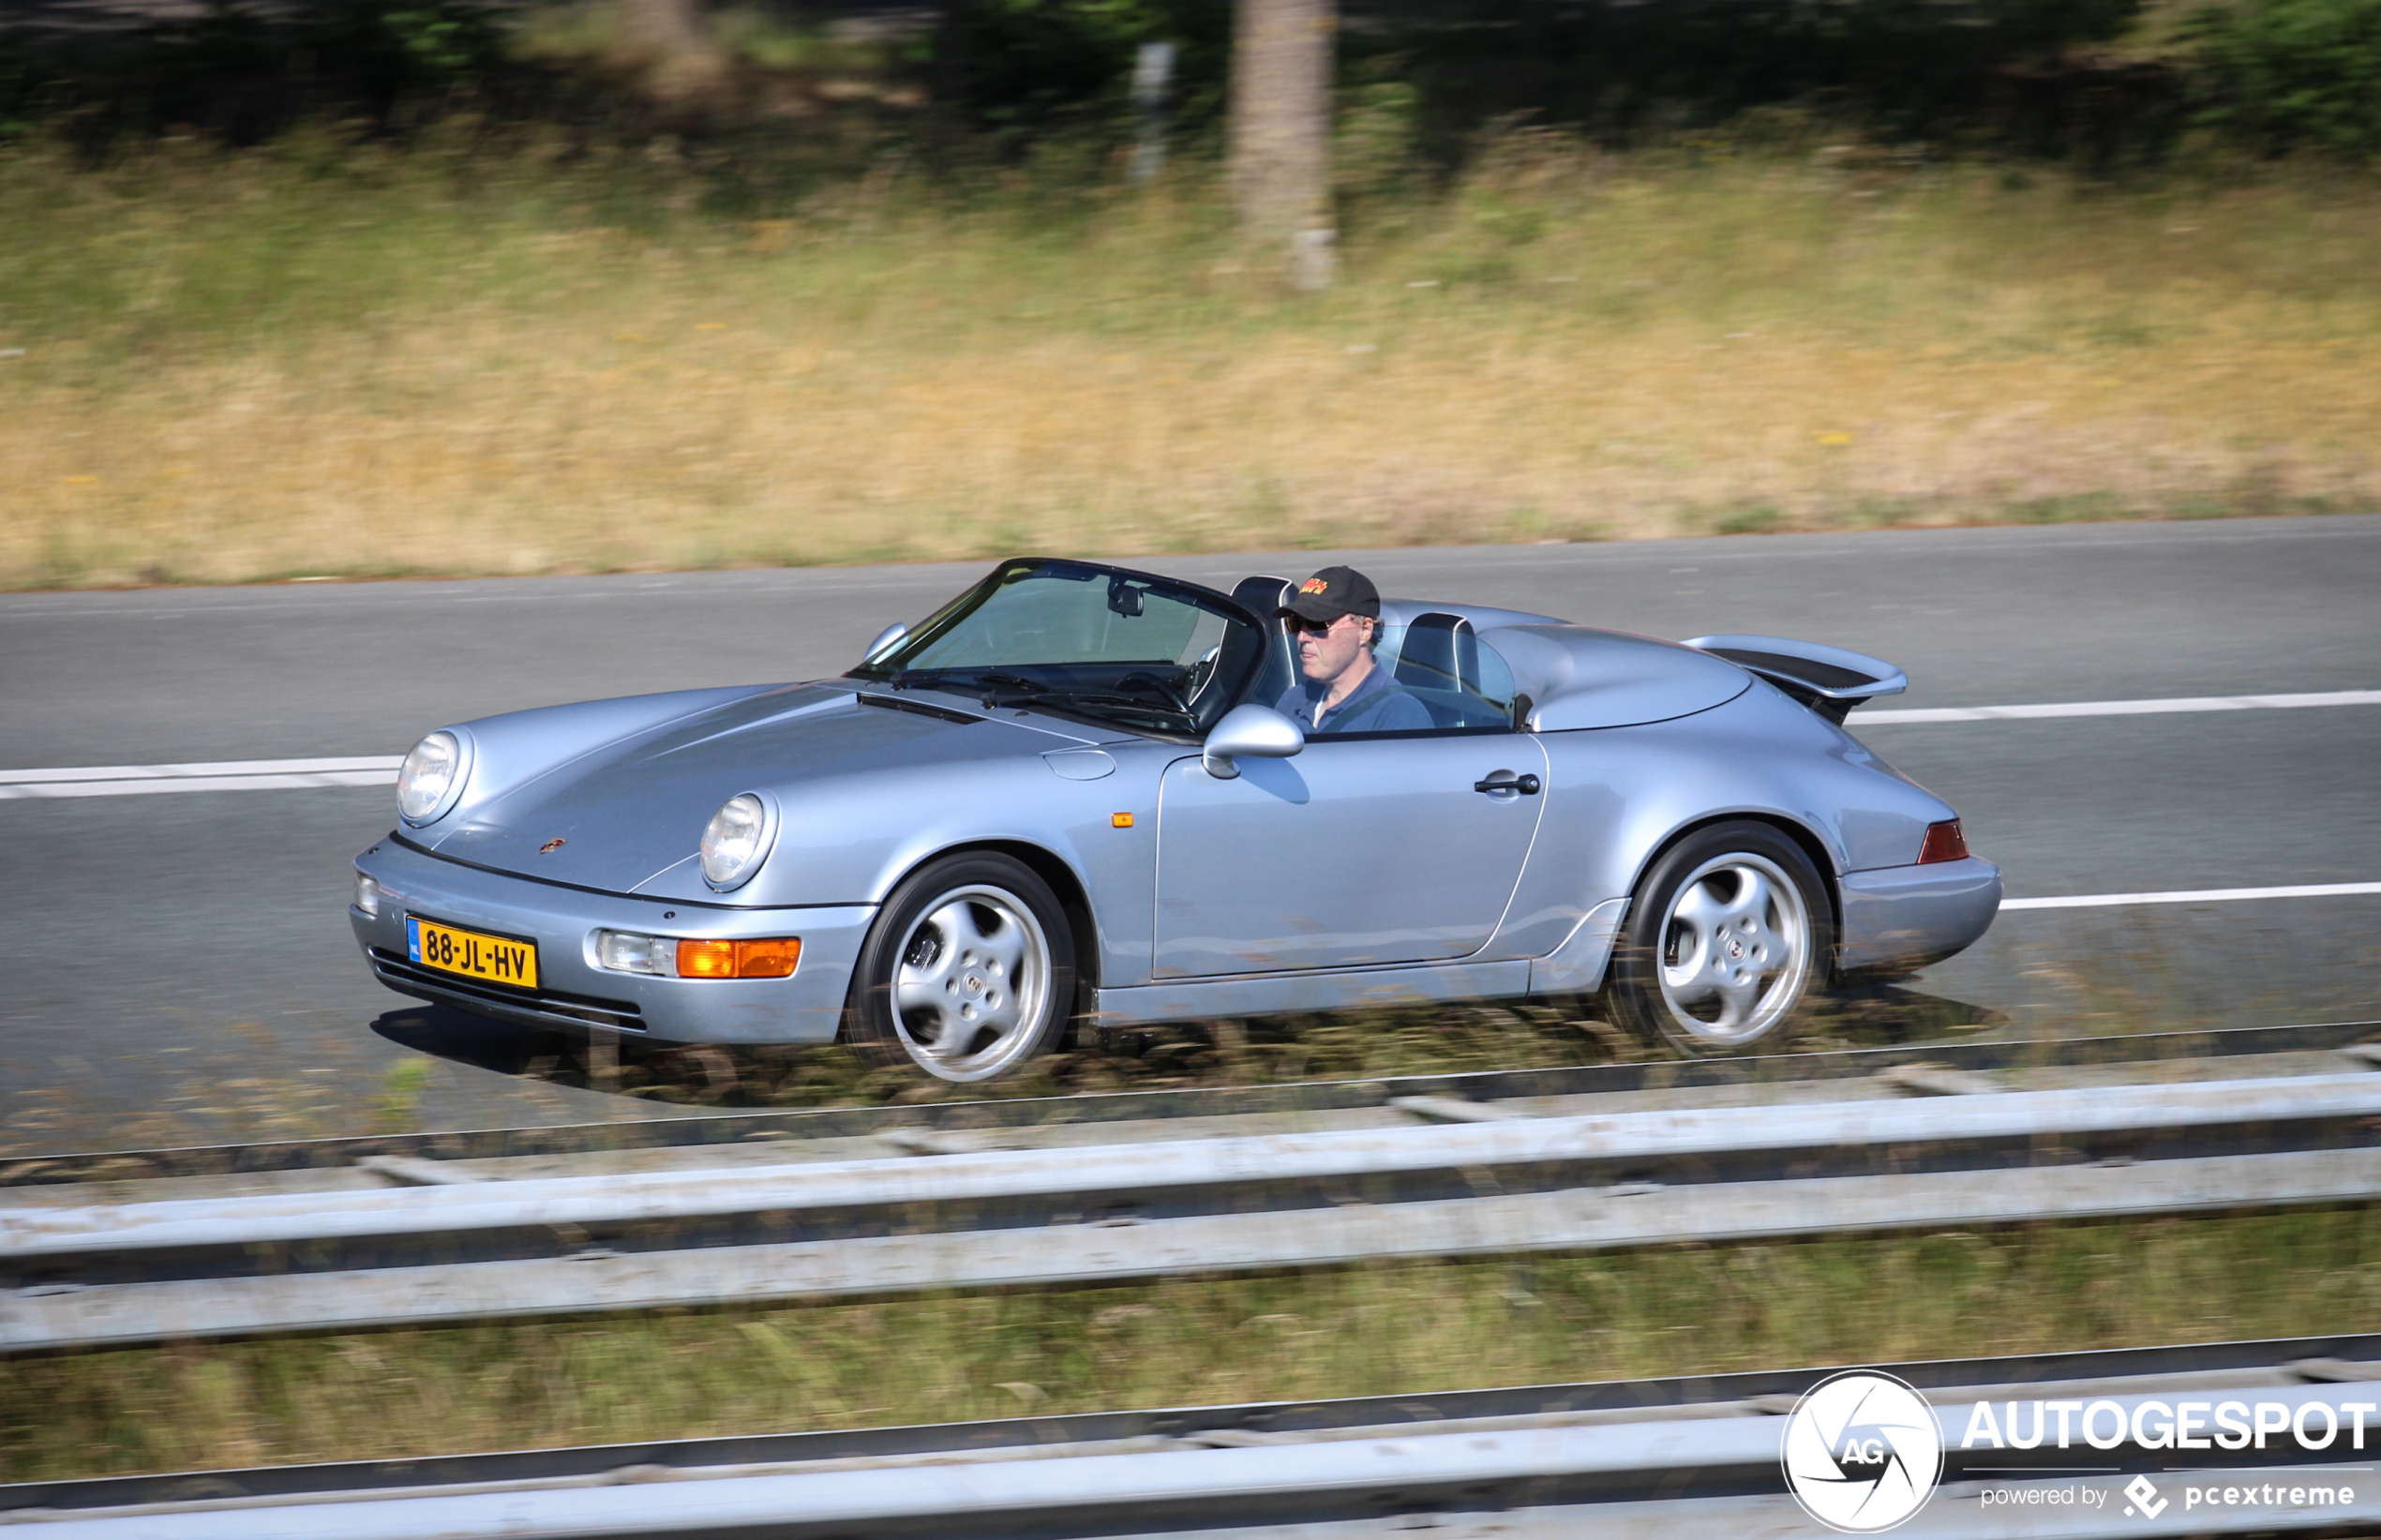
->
xmin=1474 ymin=771 xmax=1541 ymax=795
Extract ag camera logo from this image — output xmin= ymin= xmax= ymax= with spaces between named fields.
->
xmin=1782 ymin=1370 xmax=1945 ymax=1533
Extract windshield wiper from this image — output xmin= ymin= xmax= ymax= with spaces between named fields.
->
xmin=1064 ymin=693 xmax=1198 ymax=726
xmin=900 ymin=672 xmax=1196 ymax=732
xmin=968 ymin=671 xmax=1050 ymax=695
xmin=938 ymin=670 xmax=1053 ymax=711
xmin=865 ymin=669 xmax=1040 ymax=707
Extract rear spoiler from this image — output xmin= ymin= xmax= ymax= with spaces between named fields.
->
xmin=1681 ymin=634 xmax=1908 ymax=725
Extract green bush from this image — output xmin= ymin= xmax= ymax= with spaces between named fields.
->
xmin=2191 ymin=0 xmax=2381 ymax=158
xmin=0 ymin=0 xmax=518 ymax=146
xmin=916 ymin=0 xmax=2170 ymax=158
xmin=13 ymin=0 xmax=2380 ymax=172
xmin=1351 ymin=0 xmax=2158 ymax=161
xmin=930 ymin=0 xmax=1230 ymax=138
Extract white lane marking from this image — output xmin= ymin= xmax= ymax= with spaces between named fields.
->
xmin=2 ymin=770 xmax=399 ymax=799
xmin=1 ymin=686 xmax=2374 ymax=797
xmin=2003 ymin=882 xmax=2381 ymax=911
xmin=1861 ymin=689 xmax=2381 ymax=725
xmin=0 ymin=756 xmax=402 ymax=785
xmin=0 ymin=756 xmax=400 ymax=800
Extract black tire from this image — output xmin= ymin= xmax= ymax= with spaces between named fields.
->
xmin=845 ymin=852 xmax=1078 ymax=1084
xmin=1604 ymin=820 xmax=1833 ymax=1055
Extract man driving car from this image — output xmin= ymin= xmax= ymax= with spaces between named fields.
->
xmin=1273 ymin=566 xmax=1432 ymax=735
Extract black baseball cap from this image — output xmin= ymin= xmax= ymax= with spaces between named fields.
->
xmin=1279 ymin=565 xmax=1381 ymax=623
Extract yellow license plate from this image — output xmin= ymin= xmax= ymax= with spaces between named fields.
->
xmin=406 ymin=915 xmax=539 ymax=990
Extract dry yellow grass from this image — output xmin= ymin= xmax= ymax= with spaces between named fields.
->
xmin=4 ymin=139 xmax=2378 ymax=589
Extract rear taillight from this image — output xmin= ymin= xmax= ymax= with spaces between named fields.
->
xmin=1917 ymin=819 xmax=1969 ymax=864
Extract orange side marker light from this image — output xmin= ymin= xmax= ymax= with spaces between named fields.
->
xmin=1112 ymin=813 xmax=1135 ymax=829
xmin=676 ymin=937 xmax=802 ymax=978
xmin=734 ymin=937 xmax=801 ymax=978
xmin=678 ymin=939 xmax=737 ymax=978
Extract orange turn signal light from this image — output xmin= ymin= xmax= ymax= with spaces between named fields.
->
xmin=1111 ymin=812 xmax=1134 ymax=829
xmin=676 ymin=936 xmax=801 ymax=979
xmin=1916 ymin=819 xmax=1969 ymax=865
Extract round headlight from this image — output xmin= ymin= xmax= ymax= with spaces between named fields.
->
xmin=397 ymin=729 xmax=467 ymax=825
xmin=700 ymin=792 xmax=774 ymax=890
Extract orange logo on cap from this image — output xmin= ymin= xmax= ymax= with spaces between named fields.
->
xmin=1300 ymin=578 xmax=1330 ymax=594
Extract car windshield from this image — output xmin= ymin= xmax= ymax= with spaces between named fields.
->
xmin=848 ymin=559 xmax=1268 ymax=736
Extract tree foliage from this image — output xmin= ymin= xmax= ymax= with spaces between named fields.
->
xmin=1361 ymin=0 xmax=2151 ymax=157
xmin=5 ymin=0 xmax=2381 ymax=168
xmin=2190 ymin=0 xmax=2381 ymax=158
xmin=0 ymin=0 xmax=516 ymax=145
xmin=920 ymin=0 xmax=2178 ymax=160
xmin=931 ymin=0 xmax=1231 ymax=134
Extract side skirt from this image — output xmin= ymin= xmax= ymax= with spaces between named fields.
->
xmin=1092 ymin=897 xmax=1633 ymax=1026
xmin=1092 ymin=960 xmax=1533 ymax=1025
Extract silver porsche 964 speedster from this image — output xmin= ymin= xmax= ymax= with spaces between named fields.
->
xmin=349 ymin=557 xmax=1999 ymax=1082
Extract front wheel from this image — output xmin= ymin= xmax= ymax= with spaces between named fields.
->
xmin=846 ymin=852 xmax=1077 ymax=1084
xmin=1604 ymin=821 xmax=1832 ymax=1055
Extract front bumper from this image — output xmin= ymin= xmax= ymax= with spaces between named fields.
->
xmin=351 ymin=837 xmax=874 ymax=1044
xmin=1835 ymin=856 xmax=2002 ymax=979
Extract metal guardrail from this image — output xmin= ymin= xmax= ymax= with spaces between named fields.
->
xmin=7 ymin=1018 xmax=2372 ymax=1189
xmin=9 ymin=1337 xmax=2381 ymax=1537
xmin=6 ymin=1062 xmax=2379 ymax=1353
xmin=14 ymin=1072 xmax=2381 ymax=1258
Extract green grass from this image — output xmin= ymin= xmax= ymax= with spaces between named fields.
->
xmin=0 ymin=1003 xmax=1639 ymax=1159
xmin=6 ymin=1207 xmax=2374 ymax=1480
xmin=0 ymin=988 xmax=1996 ymax=1160
xmin=2 ymin=130 xmax=2378 ymax=591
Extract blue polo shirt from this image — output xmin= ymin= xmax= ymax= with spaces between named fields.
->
xmin=1276 ymin=660 xmax=1434 ymax=736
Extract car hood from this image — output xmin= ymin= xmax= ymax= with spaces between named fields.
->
xmin=421 ymin=684 xmax=1093 ymax=892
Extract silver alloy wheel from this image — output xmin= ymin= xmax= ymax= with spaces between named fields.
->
xmin=888 ymin=883 xmax=1054 ymax=1083
xmin=1655 ymin=850 xmax=1813 ymax=1048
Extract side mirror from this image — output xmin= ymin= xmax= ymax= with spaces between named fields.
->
xmin=1202 ymin=704 xmax=1303 ymax=780
xmin=862 ymin=622 xmax=908 ymax=662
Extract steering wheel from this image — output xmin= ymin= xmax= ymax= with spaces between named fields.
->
xmin=1183 ymin=645 xmax=1220 ymax=705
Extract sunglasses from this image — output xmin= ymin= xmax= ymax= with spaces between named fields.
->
xmin=1289 ymin=613 xmax=1365 ymax=636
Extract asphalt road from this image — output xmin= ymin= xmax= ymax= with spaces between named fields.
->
xmin=5 ymin=516 xmax=2376 ymax=1152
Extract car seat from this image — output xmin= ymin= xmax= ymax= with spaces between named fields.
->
xmin=1392 ymin=612 xmax=1508 ymax=728
xmin=1230 ymin=576 xmax=1298 ymax=707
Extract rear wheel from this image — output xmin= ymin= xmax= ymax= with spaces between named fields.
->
xmin=1605 ymin=821 xmax=1831 ymax=1054
xmin=846 ymin=852 xmax=1076 ymax=1084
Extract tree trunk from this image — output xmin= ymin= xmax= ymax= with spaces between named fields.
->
xmin=1228 ymin=0 xmax=1337 ymax=289
xmin=622 ymin=0 xmax=724 ymax=100
xmin=623 ymin=0 xmax=711 ymax=58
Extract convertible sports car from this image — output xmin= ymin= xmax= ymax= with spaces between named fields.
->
xmin=349 ymin=557 xmax=2000 ymax=1082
